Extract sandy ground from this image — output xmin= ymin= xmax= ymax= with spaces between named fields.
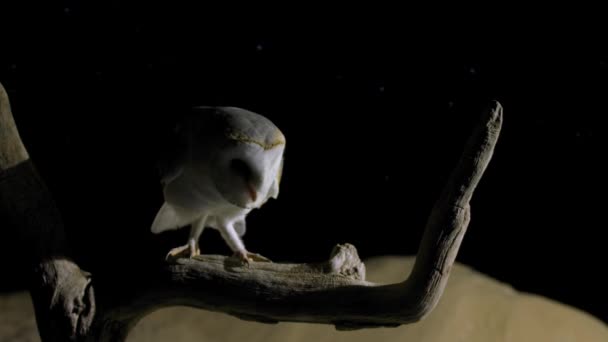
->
xmin=2 ymin=256 xmax=606 ymax=342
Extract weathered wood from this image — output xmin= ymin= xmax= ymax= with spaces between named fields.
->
xmin=0 ymin=80 xmax=502 ymax=341
xmin=0 ymin=83 xmax=95 ymax=341
xmin=0 ymin=82 xmax=28 ymax=169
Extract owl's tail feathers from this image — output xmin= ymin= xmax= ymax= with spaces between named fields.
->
xmin=151 ymin=202 xmax=188 ymax=234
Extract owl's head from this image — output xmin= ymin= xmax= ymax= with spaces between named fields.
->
xmin=190 ymin=107 xmax=285 ymax=210
xmin=212 ymin=140 xmax=284 ymax=209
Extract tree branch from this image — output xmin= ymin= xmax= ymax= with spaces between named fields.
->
xmin=0 ymin=83 xmax=95 ymax=341
xmin=0 ymin=80 xmax=502 ymax=341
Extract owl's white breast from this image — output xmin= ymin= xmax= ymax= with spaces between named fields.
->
xmin=163 ymin=165 xmax=250 ymax=223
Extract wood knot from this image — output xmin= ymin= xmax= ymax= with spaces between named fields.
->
xmin=325 ymin=244 xmax=366 ymax=281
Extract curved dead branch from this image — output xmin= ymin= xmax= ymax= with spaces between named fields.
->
xmin=0 ymin=83 xmax=96 ymax=341
xmin=0 ymin=81 xmax=502 ymax=341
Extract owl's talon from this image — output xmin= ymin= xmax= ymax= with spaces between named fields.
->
xmin=247 ymin=252 xmax=272 ymax=263
xmin=165 ymin=244 xmax=200 ymax=261
xmin=232 ymin=250 xmax=272 ymax=264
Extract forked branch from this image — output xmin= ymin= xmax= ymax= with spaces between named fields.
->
xmin=0 ymin=81 xmax=502 ymax=341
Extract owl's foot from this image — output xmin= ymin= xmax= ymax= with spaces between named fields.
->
xmin=166 ymin=240 xmax=200 ymax=261
xmin=232 ymin=250 xmax=272 ymax=264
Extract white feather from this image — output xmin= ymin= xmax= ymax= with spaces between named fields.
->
xmin=151 ymin=202 xmax=192 ymax=234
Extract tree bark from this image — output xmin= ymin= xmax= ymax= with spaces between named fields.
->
xmin=0 ymin=84 xmax=96 ymax=341
xmin=0 ymin=81 xmax=502 ymax=341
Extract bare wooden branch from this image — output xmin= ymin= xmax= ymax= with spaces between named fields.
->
xmin=0 ymin=82 xmax=28 ymax=169
xmin=0 ymin=80 xmax=502 ymax=341
xmin=0 ymin=83 xmax=95 ymax=341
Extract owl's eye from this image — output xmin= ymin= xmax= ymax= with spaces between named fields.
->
xmin=230 ymin=158 xmax=253 ymax=181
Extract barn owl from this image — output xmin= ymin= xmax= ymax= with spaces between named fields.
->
xmin=151 ymin=106 xmax=285 ymax=263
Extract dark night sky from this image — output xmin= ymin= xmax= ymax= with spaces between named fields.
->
xmin=1 ymin=4 xmax=604 ymax=324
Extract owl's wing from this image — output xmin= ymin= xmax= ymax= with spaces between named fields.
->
xmin=157 ymin=121 xmax=189 ymax=186
xmin=160 ymin=164 xmax=183 ymax=186
xmin=151 ymin=202 xmax=190 ymax=233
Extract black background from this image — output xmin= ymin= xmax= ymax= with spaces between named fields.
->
xmin=1 ymin=3 xmax=604 ymax=324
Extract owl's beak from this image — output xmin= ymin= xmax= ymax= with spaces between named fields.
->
xmin=246 ymin=183 xmax=258 ymax=202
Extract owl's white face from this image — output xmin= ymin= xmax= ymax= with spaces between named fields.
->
xmin=210 ymin=141 xmax=284 ymax=210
